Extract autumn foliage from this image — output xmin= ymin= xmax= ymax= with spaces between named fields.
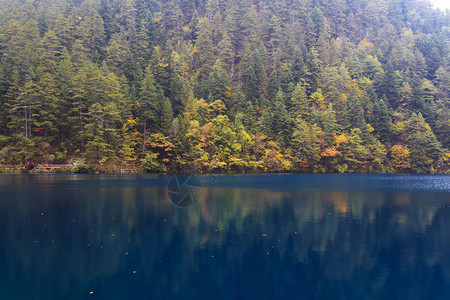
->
xmin=0 ymin=0 xmax=448 ymax=174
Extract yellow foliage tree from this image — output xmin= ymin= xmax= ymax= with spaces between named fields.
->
xmin=391 ymin=145 xmax=410 ymax=170
xmin=439 ymin=152 xmax=450 ymax=173
xmin=309 ymin=90 xmax=325 ymax=110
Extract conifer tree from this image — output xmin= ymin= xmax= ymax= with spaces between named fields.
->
xmin=78 ymin=8 xmax=106 ymax=63
xmin=405 ymin=113 xmax=442 ymax=173
xmin=372 ymin=98 xmax=392 ymax=144
xmin=290 ymin=83 xmax=310 ymax=120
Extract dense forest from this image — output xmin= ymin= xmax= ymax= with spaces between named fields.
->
xmin=0 ymin=0 xmax=448 ymax=173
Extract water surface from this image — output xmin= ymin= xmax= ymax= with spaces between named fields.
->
xmin=0 ymin=174 xmax=449 ymax=299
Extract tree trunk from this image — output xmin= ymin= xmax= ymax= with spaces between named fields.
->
xmin=142 ymin=120 xmax=146 ymax=156
xmin=24 ymin=107 xmax=28 ymax=139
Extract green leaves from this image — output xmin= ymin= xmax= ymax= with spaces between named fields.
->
xmin=406 ymin=113 xmax=442 ymax=173
xmin=292 ymin=118 xmax=323 ymax=170
xmin=0 ymin=0 xmax=447 ymax=173
xmin=141 ymin=152 xmax=166 ymax=173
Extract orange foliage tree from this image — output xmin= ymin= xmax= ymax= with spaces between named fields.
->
xmin=390 ymin=145 xmax=410 ymax=171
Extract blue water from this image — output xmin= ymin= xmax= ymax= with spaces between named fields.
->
xmin=0 ymin=174 xmax=449 ymax=299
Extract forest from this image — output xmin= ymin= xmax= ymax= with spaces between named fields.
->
xmin=0 ymin=0 xmax=448 ymax=173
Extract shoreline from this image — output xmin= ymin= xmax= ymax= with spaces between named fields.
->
xmin=0 ymin=166 xmax=448 ymax=175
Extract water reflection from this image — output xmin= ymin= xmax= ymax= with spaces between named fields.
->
xmin=0 ymin=174 xmax=449 ymax=299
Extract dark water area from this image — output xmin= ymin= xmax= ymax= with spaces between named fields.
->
xmin=0 ymin=174 xmax=449 ymax=299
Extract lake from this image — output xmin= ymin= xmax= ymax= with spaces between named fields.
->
xmin=0 ymin=174 xmax=449 ymax=299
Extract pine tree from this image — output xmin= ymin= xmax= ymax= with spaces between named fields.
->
xmin=39 ymin=30 xmax=68 ymax=73
xmin=292 ymin=117 xmax=323 ymax=169
xmin=242 ymin=100 xmax=258 ymax=133
xmin=290 ymin=83 xmax=310 ymax=120
xmin=55 ymin=59 xmax=74 ymax=144
xmin=35 ymin=72 xmax=60 ymax=140
xmin=134 ymin=17 xmax=155 ymax=67
xmin=310 ymin=7 xmax=327 ymax=44
xmin=289 ymin=52 xmax=306 ymax=85
xmin=372 ymin=98 xmax=392 ymax=144
xmin=71 ymin=40 xmax=90 ymax=69
xmin=105 ymin=34 xmax=129 ymax=74
xmin=406 ymin=113 xmax=442 ymax=173
xmin=138 ymin=66 xmax=159 ymax=149
xmin=348 ymin=88 xmax=366 ymax=130
xmin=189 ymin=10 xmax=200 ymax=41
xmin=1 ymin=18 xmax=39 ymax=83
xmin=117 ymin=0 xmax=138 ymax=42
xmin=159 ymin=96 xmax=173 ymax=135
xmin=245 ymin=65 xmax=260 ymax=105
xmin=84 ymin=102 xmax=110 ymax=164
xmin=118 ymin=119 xmax=139 ymax=167
xmin=8 ymin=80 xmax=40 ymax=141
xmin=84 ymin=102 xmax=121 ymax=165
xmin=218 ymin=31 xmax=234 ymax=76
xmin=78 ymin=8 xmax=106 ymax=63
xmin=195 ymin=17 xmax=216 ymax=80
xmin=206 ymin=60 xmax=230 ymax=105
xmin=381 ymin=63 xmax=400 ymax=108
xmin=269 ymin=89 xmax=292 ymax=147
xmin=54 ymin=15 xmax=76 ymax=51
xmin=268 ymin=70 xmax=281 ymax=100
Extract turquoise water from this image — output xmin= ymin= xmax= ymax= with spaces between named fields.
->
xmin=0 ymin=174 xmax=449 ymax=299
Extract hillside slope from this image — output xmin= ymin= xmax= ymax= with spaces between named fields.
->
xmin=0 ymin=0 xmax=448 ymax=173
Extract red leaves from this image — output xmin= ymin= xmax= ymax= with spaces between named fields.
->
xmin=299 ymin=161 xmax=310 ymax=168
xmin=321 ymin=146 xmax=341 ymax=157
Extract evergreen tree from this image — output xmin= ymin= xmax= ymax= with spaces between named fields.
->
xmin=268 ymin=89 xmax=292 ymax=147
xmin=196 ymin=17 xmax=216 ymax=80
xmin=78 ymin=8 xmax=106 ymax=63
xmin=189 ymin=10 xmax=200 ymax=41
xmin=245 ymin=65 xmax=260 ymax=105
xmin=405 ymin=113 xmax=442 ymax=173
xmin=372 ymin=98 xmax=392 ymax=144
xmin=290 ymin=83 xmax=310 ymax=120
xmin=292 ymin=117 xmax=323 ymax=169
xmin=159 ymin=96 xmax=173 ymax=135
xmin=138 ymin=66 xmax=159 ymax=150
xmin=35 ymin=72 xmax=60 ymax=140
xmin=347 ymin=88 xmax=366 ymax=130
xmin=206 ymin=60 xmax=230 ymax=104
xmin=268 ymin=69 xmax=281 ymax=100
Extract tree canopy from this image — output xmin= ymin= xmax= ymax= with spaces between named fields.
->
xmin=0 ymin=0 xmax=448 ymax=173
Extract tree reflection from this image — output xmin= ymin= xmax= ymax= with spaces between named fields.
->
xmin=0 ymin=175 xmax=448 ymax=299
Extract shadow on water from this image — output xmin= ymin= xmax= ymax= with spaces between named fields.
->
xmin=0 ymin=174 xmax=449 ymax=299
